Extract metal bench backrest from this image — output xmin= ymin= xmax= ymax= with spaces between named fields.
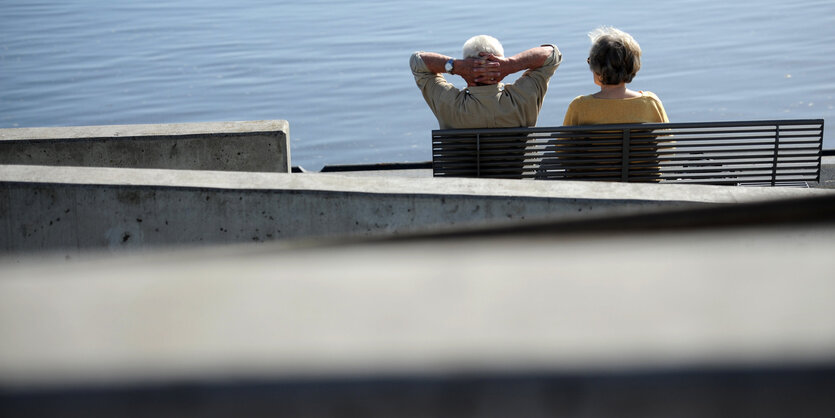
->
xmin=432 ymin=119 xmax=824 ymax=186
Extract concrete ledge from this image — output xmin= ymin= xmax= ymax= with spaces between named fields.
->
xmin=820 ymin=156 xmax=835 ymax=188
xmin=3 ymin=164 xmax=833 ymax=255
xmin=0 ymin=120 xmax=290 ymax=172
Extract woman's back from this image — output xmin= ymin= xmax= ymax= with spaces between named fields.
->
xmin=563 ymin=91 xmax=669 ymax=126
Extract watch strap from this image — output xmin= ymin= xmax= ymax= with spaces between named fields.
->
xmin=445 ymin=58 xmax=454 ymax=74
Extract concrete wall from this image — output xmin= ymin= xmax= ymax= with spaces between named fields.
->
xmin=0 ymin=120 xmax=290 ymax=172
xmin=2 ymin=164 xmax=833 ymax=256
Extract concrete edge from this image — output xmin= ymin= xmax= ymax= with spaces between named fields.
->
xmin=3 ymin=164 xmax=833 ymax=204
xmin=0 ymin=120 xmax=289 ymax=141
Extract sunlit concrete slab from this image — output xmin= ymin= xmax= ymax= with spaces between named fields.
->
xmin=1 ymin=220 xmax=834 ymax=416
xmin=0 ymin=120 xmax=290 ymax=172
xmin=3 ymin=164 xmax=833 ymax=255
xmin=821 ymin=156 xmax=835 ymax=188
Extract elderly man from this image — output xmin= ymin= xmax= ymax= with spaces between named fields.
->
xmin=410 ymin=35 xmax=562 ymax=129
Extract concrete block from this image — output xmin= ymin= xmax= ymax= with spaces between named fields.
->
xmin=820 ymin=156 xmax=835 ymax=188
xmin=2 ymin=164 xmax=833 ymax=256
xmin=0 ymin=120 xmax=290 ymax=172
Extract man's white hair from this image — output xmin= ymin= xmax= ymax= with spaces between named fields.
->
xmin=462 ymin=35 xmax=504 ymax=59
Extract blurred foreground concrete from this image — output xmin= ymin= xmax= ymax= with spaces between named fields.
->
xmin=1 ymin=193 xmax=834 ymax=417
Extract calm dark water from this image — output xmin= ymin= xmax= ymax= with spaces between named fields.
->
xmin=2 ymin=0 xmax=833 ymax=170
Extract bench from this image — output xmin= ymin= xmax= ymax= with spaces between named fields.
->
xmin=432 ymin=119 xmax=824 ymax=186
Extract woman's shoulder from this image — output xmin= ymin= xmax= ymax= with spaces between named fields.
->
xmin=638 ymin=91 xmax=669 ymax=122
xmin=569 ymin=94 xmax=596 ymax=104
xmin=639 ymin=91 xmax=663 ymax=102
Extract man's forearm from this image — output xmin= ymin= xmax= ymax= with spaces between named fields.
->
xmin=504 ymin=45 xmax=555 ymax=74
xmin=416 ymin=52 xmax=456 ymax=74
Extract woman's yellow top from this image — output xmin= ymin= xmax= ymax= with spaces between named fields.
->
xmin=563 ymin=91 xmax=669 ymax=126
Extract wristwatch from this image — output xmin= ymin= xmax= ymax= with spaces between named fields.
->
xmin=444 ymin=58 xmax=454 ymax=74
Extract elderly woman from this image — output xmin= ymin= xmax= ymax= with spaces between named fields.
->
xmin=563 ymin=27 xmax=668 ymax=125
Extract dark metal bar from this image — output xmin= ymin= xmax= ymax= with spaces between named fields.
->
xmin=432 ymin=119 xmax=824 ymax=136
xmin=476 ymin=133 xmax=480 ymax=177
xmin=621 ymin=128 xmax=630 ymax=182
xmin=817 ymin=120 xmax=825 ymax=182
xmin=771 ymin=125 xmax=780 ymax=186
xmin=439 ymin=134 xmax=819 ymax=147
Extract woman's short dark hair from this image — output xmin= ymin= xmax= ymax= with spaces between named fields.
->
xmin=587 ymin=27 xmax=642 ymax=85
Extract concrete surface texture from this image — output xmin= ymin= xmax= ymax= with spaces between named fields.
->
xmin=0 ymin=120 xmax=290 ymax=172
xmin=3 ymin=164 xmax=834 ymax=256
xmin=821 ymin=155 xmax=835 ymax=188
xmin=1 ymin=223 xmax=834 ymax=416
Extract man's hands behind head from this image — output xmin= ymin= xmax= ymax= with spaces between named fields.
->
xmin=472 ymin=52 xmax=512 ymax=85
xmin=454 ymin=53 xmax=505 ymax=86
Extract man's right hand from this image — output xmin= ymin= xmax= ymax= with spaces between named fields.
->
xmin=455 ymin=57 xmax=502 ymax=85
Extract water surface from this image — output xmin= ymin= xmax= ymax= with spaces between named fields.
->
xmin=2 ymin=0 xmax=833 ymax=170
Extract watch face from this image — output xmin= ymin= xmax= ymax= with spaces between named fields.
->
xmin=445 ymin=60 xmax=453 ymax=72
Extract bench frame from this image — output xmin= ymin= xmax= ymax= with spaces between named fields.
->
xmin=432 ymin=119 xmax=824 ymax=186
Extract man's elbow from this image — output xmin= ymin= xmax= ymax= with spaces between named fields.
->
xmin=537 ymin=46 xmax=560 ymax=69
xmin=409 ymin=51 xmax=425 ymax=71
